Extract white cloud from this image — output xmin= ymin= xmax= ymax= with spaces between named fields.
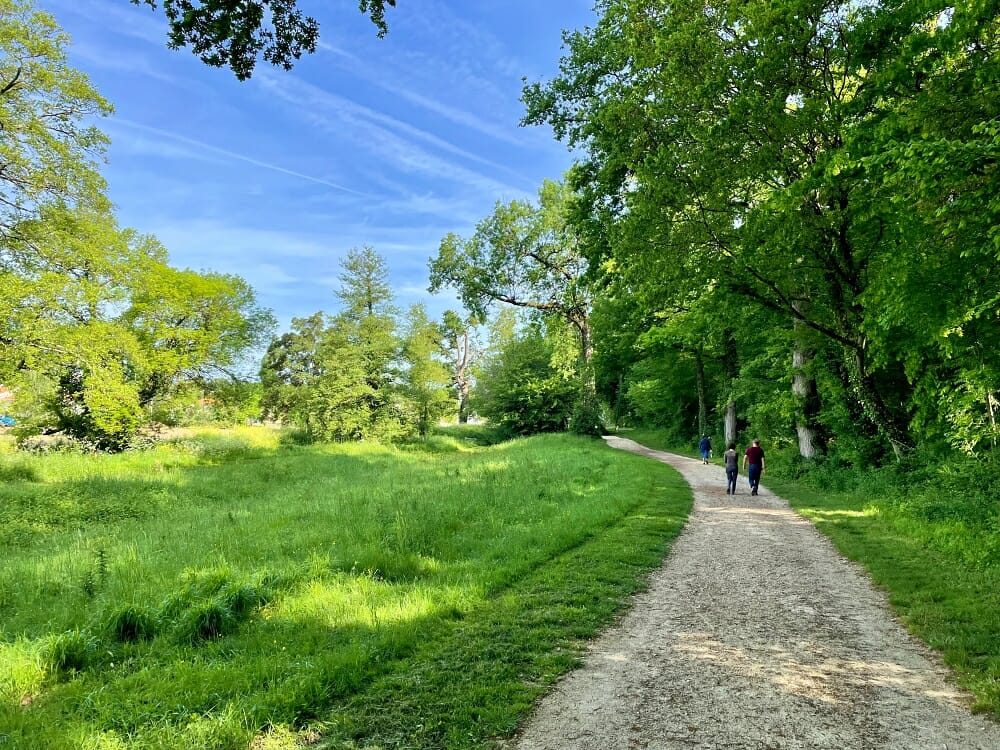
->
xmin=254 ymin=72 xmax=531 ymax=199
xmin=109 ymin=118 xmax=368 ymax=196
xmin=317 ymin=42 xmax=527 ymax=147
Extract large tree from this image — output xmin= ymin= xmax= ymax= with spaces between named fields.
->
xmin=0 ymin=0 xmax=111 ymax=234
xmin=401 ymin=304 xmax=453 ymax=436
xmin=123 ymin=259 xmax=277 ymax=402
xmin=523 ymin=0 xmax=962 ymax=457
xmin=2 ymin=205 xmax=274 ymax=446
xmin=260 ymin=246 xmax=409 ymax=441
xmin=439 ymin=309 xmax=480 ymax=424
xmin=430 ymin=180 xmax=594 ymax=376
xmin=852 ymin=0 xmax=1000 ymax=454
xmin=259 ymin=311 xmax=328 ymax=427
xmin=130 ymin=0 xmax=398 ymax=80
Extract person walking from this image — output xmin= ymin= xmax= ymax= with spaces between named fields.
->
xmin=724 ymin=442 xmax=739 ymax=494
xmin=699 ymin=434 xmax=712 ymax=464
xmin=742 ymin=439 xmax=765 ymax=496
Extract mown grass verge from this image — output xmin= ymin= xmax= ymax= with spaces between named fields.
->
xmin=621 ymin=427 xmax=1000 ymax=720
xmin=0 ymin=427 xmax=691 ymax=748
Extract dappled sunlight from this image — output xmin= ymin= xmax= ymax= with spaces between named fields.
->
xmin=806 ymin=509 xmax=876 ymax=519
xmin=703 ymin=506 xmax=804 ymax=520
xmin=670 ymin=631 xmax=967 ymax=708
xmin=269 ymin=575 xmax=471 ymax=631
xmin=475 ymin=459 xmax=513 ymax=474
xmin=599 ymin=652 xmax=630 ymax=663
xmin=0 ymin=638 xmax=45 ymax=706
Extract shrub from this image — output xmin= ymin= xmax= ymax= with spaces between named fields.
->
xmin=568 ymin=391 xmax=606 ymax=436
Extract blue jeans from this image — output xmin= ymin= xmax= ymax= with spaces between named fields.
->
xmin=748 ymin=464 xmax=762 ymax=492
xmin=726 ymin=467 xmax=737 ymax=493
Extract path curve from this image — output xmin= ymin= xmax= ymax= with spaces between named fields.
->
xmin=507 ymin=437 xmax=1000 ymax=749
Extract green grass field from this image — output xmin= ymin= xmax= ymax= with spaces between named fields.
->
xmin=623 ymin=427 xmax=1000 ymax=720
xmin=0 ymin=427 xmax=691 ymax=749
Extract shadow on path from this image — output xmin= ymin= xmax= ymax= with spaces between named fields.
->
xmin=507 ymin=437 xmax=1000 ymax=750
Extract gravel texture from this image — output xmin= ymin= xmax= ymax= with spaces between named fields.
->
xmin=506 ymin=437 xmax=1000 ymax=750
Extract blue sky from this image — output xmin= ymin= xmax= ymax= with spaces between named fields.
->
xmin=37 ymin=0 xmax=595 ymax=330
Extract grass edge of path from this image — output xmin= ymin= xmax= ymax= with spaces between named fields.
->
xmin=311 ymin=441 xmax=693 ymax=749
xmin=619 ymin=428 xmax=1000 ymax=722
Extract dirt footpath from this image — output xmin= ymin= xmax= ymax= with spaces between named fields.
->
xmin=506 ymin=437 xmax=1000 ymax=749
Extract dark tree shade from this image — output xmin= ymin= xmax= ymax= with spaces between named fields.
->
xmin=131 ymin=0 xmax=397 ymax=80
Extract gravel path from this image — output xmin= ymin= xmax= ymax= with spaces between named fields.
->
xmin=507 ymin=437 xmax=1000 ymax=749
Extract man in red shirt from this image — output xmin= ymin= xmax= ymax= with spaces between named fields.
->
xmin=742 ymin=440 xmax=765 ymax=496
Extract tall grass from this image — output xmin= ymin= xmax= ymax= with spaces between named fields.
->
xmin=623 ymin=427 xmax=1000 ymax=719
xmin=0 ymin=427 xmax=690 ymax=748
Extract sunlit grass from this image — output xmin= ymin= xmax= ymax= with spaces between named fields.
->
xmin=0 ymin=427 xmax=690 ymax=748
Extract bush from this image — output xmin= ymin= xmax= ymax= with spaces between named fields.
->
xmin=568 ymin=391 xmax=606 ymax=436
xmin=475 ymin=333 xmax=576 ymax=436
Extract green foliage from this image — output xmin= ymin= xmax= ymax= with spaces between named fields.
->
xmin=43 ymin=629 xmax=98 ymax=674
xmin=475 ymin=329 xmax=576 ymax=435
xmin=401 ymin=304 xmax=455 ymax=436
xmin=124 ymin=262 xmax=276 ymax=404
xmin=105 ymin=605 xmax=157 ymax=643
xmin=130 ymin=0 xmax=398 ymax=80
xmin=0 ymin=0 xmax=111 ymax=225
xmin=568 ymin=389 xmax=606 ymax=436
xmin=523 ymin=0 xmax=1000 ymax=464
xmin=622 ymin=350 xmax=704 ymax=442
xmin=259 ymin=248 xmax=415 ymax=443
xmin=430 ymin=179 xmax=594 ymax=403
xmin=307 ymin=312 xmax=406 ymax=442
xmin=260 ymin=249 xmax=463 ymax=444
xmin=259 ymin=311 xmax=327 ymax=424
xmin=0 ymin=8 xmax=275 ymax=450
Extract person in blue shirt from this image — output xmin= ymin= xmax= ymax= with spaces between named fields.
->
xmin=699 ymin=434 xmax=712 ymax=464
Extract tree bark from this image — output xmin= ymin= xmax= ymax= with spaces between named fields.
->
xmin=695 ymin=348 xmax=707 ymax=438
xmin=791 ymin=316 xmax=823 ymax=459
xmin=724 ymin=399 xmax=736 ymax=447
xmin=722 ymin=328 xmax=739 ymax=447
xmin=987 ymin=390 xmax=997 ymax=449
xmin=847 ymin=341 xmax=911 ymax=458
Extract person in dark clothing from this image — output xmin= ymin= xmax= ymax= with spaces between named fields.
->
xmin=699 ymin=435 xmax=712 ymax=464
xmin=742 ymin=439 xmax=765 ymax=495
xmin=724 ymin=442 xmax=739 ymax=494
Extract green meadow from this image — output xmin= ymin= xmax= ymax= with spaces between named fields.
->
xmin=0 ymin=427 xmax=691 ymax=749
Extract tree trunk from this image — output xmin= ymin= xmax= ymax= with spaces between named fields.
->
xmin=615 ymin=372 xmax=626 ymax=429
xmin=724 ymin=399 xmax=737 ymax=447
xmin=848 ymin=341 xmax=910 ymax=458
xmin=722 ymin=328 xmax=739 ymax=447
xmin=575 ymin=315 xmax=596 ymax=395
xmin=791 ymin=317 xmax=823 ymax=459
xmin=987 ymin=390 xmax=997 ymax=448
xmin=695 ymin=348 xmax=707 ymax=438
xmin=579 ymin=318 xmax=593 ymax=363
